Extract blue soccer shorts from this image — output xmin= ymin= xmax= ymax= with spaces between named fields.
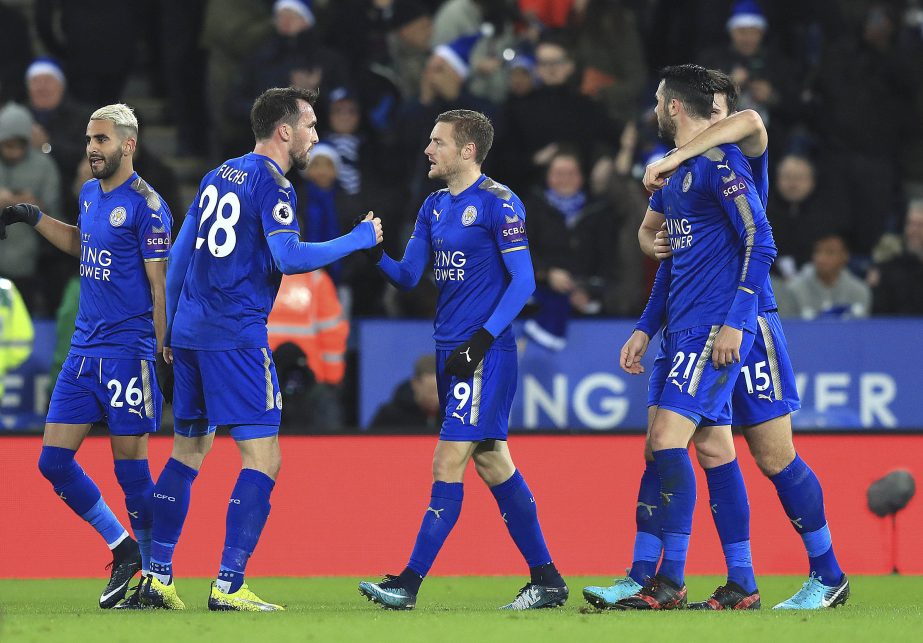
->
xmin=46 ymin=352 xmax=162 ymax=435
xmin=731 ymin=311 xmax=801 ymax=426
xmin=652 ymin=324 xmax=755 ymax=425
xmin=436 ymin=347 xmax=517 ymax=442
xmin=172 ymin=347 xmax=281 ymax=437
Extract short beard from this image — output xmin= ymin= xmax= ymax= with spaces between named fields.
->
xmin=657 ymin=112 xmax=676 ymax=141
xmin=90 ymin=150 xmax=122 ymax=180
xmin=291 ymin=147 xmax=308 ymax=171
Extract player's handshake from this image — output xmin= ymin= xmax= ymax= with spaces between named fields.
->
xmin=352 ymin=211 xmax=384 ymax=263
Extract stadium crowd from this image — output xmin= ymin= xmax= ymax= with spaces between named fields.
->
xmin=1 ymin=0 xmax=923 ymax=428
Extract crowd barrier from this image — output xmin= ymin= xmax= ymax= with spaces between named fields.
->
xmin=1 ymin=434 xmax=919 ymax=578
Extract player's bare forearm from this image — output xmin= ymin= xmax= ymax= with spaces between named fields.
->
xmin=145 ymin=260 xmax=168 ymax=352
xmin=34 ymin=215 xmax=80 ymax=257
xmin=681 ymin=109 xmax=767 ymax=159
xmin=638 ymin=209 xmax=665 ymax=259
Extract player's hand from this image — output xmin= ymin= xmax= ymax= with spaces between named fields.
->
xmin=445 ymin=328 xmax=494 ymax=379
xmin=352 ymin=211 xmax=383 ymax=263
xmin=643 ymin=155 xmax=681 ymax=192
xmin=712 ymin=325 xmax=743 ymax=369
xmin=0 ymin=203 xmax=42 ymax=240
xmin=653 ymin=222 xmax=672 ymax=261
xmin=155 ymin=351 xmax=174 ymax=404
xmin=620 ymin=330 xmax=650 ymax=375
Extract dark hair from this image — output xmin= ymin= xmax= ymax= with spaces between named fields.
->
xmin=436 ymin=109 xmax=494 ymax=165
xmin=659 ymin=64 xmax=714 ymax=120
xmin=250 ymin=87 xmax=319 ymax=141
xmin=707 ymin=68 xmax=740 ymax=114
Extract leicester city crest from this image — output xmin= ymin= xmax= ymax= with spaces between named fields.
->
xmin=682 ymin=171 xmax=693 ymax=192
xmin=109 ymin=206 xmax=127 ymax=227
xmin=461 ymin=205 xmax=478 ymax=226
xmin=273 ymin=201 xmax=294 ymax=225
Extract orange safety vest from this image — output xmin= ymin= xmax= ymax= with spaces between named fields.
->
xmin=267 ymin=271 xmax=348 ymax=385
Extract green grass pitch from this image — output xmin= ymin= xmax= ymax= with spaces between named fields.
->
xmin=1 ymin=576 xmax=920 ymax=642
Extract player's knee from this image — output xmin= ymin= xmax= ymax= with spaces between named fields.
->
xmin=473 ymin=458 xmax=506 ymax=487
xmin=431 ymin=453 xmax=463 ymax=483
xmin=37 ymin=446 xmax=78 ymax=485
xmin=694 ymin=440 xmax=735 ymax=469
xmin=753 ymin=448 xmax=795 ymax=477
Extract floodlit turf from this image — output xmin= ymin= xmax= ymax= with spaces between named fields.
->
xmin=0 ymin=576 xmax=920 ymax=643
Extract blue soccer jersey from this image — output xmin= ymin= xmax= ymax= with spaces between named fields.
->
xmin=71 ymin=173 xmax=172 ymax=359
xmin=744 ymin=149 xmax=778 ymax=313
xmin=171 ymin=153 xmax=300 ymax=351
xmin=410 ymin=175 xmax=529 ymax=350
xmin=650 ymin=144 xmax=774 ymax=334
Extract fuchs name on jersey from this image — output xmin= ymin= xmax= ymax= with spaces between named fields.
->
xmin=216 ymin=163 xmax=248 ymax=185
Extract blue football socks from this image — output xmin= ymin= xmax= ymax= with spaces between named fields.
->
xmin=38 ymin=446 xmax=128 ymax=547
xmin=216 ymin=468 xmax=275 ymax=594
xmin=114 ymin=459 xmax=154 ymax=573
xmin=705 ymin=459 xmax=757 ymax=593
xmin=406 ymin=481 xmax=464 ymax=590
xmin=770 ymin=455 xmax=843 ymax=585
xmin=491 ymin=470 xmax=562 ymax=586
xmin=653 ymin=448 xmax=696 ymax=588
xmin=629 ymin=459 xmax=663 ymax=585
xmin=150 ymin=458 xmax=198 ymax=584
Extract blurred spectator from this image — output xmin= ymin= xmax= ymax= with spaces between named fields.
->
xmin=0 ymin=278 xmax=33 ymax=405
xmin=370 ymin=354 xmax=441 ymax=430
xmin=294 ymin=143 xmax=346 ymax=281
xmin=431 ymin=1 xmax=520 ymax=104
xmin=500 ymin=31 xmax=618 ymax=193
xmin=202 ymin=0 xmax=273 ymax=158
xmin=230 ymin=0 xmax=351 ymax=153
xmin=870 ymin=200 xmax=923 ymax=315
xmin=25 ymin=58 xmax=91 ymax=199
xmin=322 ymin=0 xmax=396 ymax=79
xmin=35 ymin=0 xmax=138 ymax=105
xmin=393 ymin=34 xmax=496 ymax=208
xmin=0 ymin=2 xmax=33 ymax=103
xmin=269 ymin=271 xmax=349 ymax=431
xmin=699 ymin=0 xmax=801 ymax=143
xmin=506 ymin=52 xmax=537 ymax=98
xmin=384 ymin=1 xmax=434 ymax=101
xmin=813 ymin=2 xmax=918 ymax=257
xmin=570 ymin=0 xmax=646 ymax=124
xmin=522 ymin=149 xmax=618 ymax=349
xmin=160 ymin=0 xmax=208 ymax=158
xmin=767 ymin=154 xmax=845 ymax=279
xmin=48 ymin=275 xmax=79 ymax=395
xmin=324 ymin=87 xmax=366 ymax=197
xmin=781 ymin=234 xmax=871 ymax=319
xmin=0 ymin=103 xmax=62 ymax=315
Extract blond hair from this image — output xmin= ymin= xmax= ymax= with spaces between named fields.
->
xmin=90 ymin=103 xmax=139 ymax=141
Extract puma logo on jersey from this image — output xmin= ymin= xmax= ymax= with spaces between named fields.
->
xmin=502 ymin=203 xmax=516 ymax=211
xmin=758 ymin=392 xmax=775 ymax=402
xmin=461 ymin=347 xmax=472 ymax=363
xmin=670 ymin=378 xmax=686 ymax=393
xmin=151 ymin=212 xmax=164 ymax=224
xmin=637 ymin=501 xmax=657 ymax=517
xmin=452 ymin=411 xmax=468 ymax=423
xmin=83 ymin=200 xmax=91 ymax=212
xmin=128 ymin=408 xmax=144 ymax=418
xmin=716 ymin=160 xmax=732 ymax=172
xmin=433 ymin=208 xmax=442 ymax=220
xmin=660 ymin=492 xmax=673 ymax=505
xmin=426 ymin=507 xmax=444 ymax=519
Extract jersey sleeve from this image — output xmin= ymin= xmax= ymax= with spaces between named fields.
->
xmin=409 ymin=197 xmax=432 ymax=245
xmin=257 ymin=171 xmax=301 ymax=238
xmin=648 ymin=188 xmax=664 ymax=214
xmin=489 ymin=194 xmax=529 ymax=254
xmin=135 ymin=196 xmax=173 ymax=262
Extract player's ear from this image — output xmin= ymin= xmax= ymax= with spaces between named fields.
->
xmin=279 ymin=123 xmax=291 ymax=143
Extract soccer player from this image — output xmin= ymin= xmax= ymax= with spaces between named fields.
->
xmin=610 ymin=65 xmax=773 ymax=610
xmin=357 ymin=110 xmax=568 ymax=611
xmin=585 ymin=74 xmax=848 ymax=610
xmin=0 ymin=104 xmax=171 ymax=608
xmin=139 ymin=87 xmax=382 ymax=612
